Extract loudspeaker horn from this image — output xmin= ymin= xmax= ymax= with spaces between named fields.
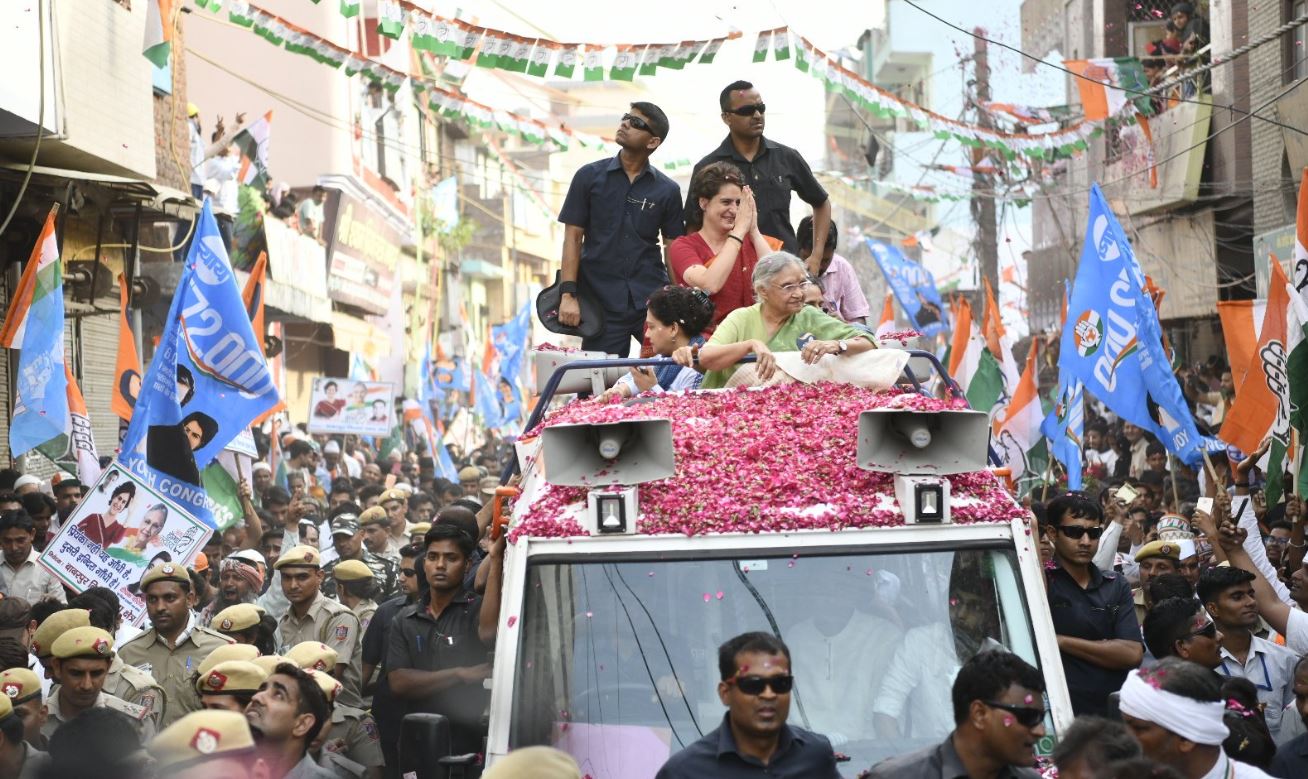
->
xmin=541 ymin=418 xmax=676 ymax=486
xmin=532 ymin=349 xmax=630 ymax=395
xmin=857 ymin=409 xmax=991 ymax=475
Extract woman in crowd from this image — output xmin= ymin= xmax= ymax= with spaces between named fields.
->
xmin=668 ymin=162 xmax=781 ymax=332
xmin=690 ymin=252 xmax=877 ymax=389
xmin=598 ymin=286 xmax=715 ymax=401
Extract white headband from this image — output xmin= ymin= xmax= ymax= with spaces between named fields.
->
xmin=1119 ymin=671 xmax=1229 ymax=745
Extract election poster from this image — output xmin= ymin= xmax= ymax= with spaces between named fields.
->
xmin=39 ymin=465 xmax=210 ymax=626
xmin=307 ymin=378 xmax=394 ymax=435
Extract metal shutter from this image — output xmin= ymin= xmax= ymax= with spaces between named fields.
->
xmin=73 ymin=315 xmax=120 ymax=462
xmin=0 ymin=346 xmax=8 ymax=468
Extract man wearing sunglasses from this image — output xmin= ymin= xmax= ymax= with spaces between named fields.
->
xmin=558 ymin=102 xmax=684 ymax=356
xmin=1143 ymin=596 xmax=1223 ymax=670
xmin=1042 ymin=493 xmax=1144 ymax=717
xmin=688 ymin=80 xmax=832 ymax=257
xmin=655 ymin=631 xmax=840 ymax=778
xmin=867 ymin=650 xmax=1046 ymax=778
xmin=359 ymin=543 xmax=421 ymax=779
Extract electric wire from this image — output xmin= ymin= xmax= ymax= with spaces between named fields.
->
xmin=0 ymin=0 xmax=46 ymax=238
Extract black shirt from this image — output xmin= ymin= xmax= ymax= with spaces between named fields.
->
xmin=1045 ymin=559 xmax=1141 ymax=716
xmin=690 ymin=136 xmax=828 ymax=253
xmin=361 ymin=594 xmax=411 ymax=737
xmin=1270 ymin=732 xmax=1308 ymax=778
xmin=866 ymin=733 xmax=1040 ymax=779
xmin=384 ymin=589 xmax=488 ymax=728
xmin=654 ymin=712 xmax=840 ymax=778
xmin=558 ymin=154 xmax=684 ymax=314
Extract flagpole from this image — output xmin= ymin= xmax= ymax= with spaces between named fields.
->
xmin=1167 ymin=453 xmax=1180 ymax=510
xmin=1201 ymin=450 xmax=1220 ymax=491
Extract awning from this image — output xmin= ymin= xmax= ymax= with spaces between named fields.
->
xmin=329 ymin=310 xmax=387 ymax=360
xmin=461 ymin=258 xmax=506 ymax=279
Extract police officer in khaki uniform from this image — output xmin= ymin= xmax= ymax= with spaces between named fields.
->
xmin=332 ymin=561 xmax=379 ymax=635
xmin=43 ymin=627 xmax=155 ymax=742
xmin=307 ymin=669 xmax=383 ymax=779
xmin=147 ymin=709 xmax=260 ymax=779
xmin=197 ymin=660 xmax=268 ymax=713
xmin=0 ymin=677 xmax=47 ymax=779
xmin=30 ymin=609 xmax=90 ymax=680
xmin=379 ymin=489 xmax=409 ymax=559
xmin=196 ymin=643 xmax=261 ymax=681
xmin=212 ymin=602 xmax=269 ymax=651
xmin=0 ymin=668 xmax=48 ymax=750
xmin=105 ymin=650 xmax=166 ymax=731
xmin=119 ymin=563 xmax=234 ymax=728
xmin=274 ymin=547 xmax=363 ymax=709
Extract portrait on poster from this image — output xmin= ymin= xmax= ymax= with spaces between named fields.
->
xmin=307 ymin=378 xmax=394 ymax=435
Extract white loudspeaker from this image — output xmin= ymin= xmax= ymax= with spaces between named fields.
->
xmin=532 ymin=349 xmax=630 ymax=395
xmin=541 ymin=419 xmax=676 ymax=487
xmin=857 ymin=409 xmax=991 ymax=475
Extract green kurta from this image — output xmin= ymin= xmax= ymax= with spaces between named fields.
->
xmin=701 ymin=303 xmax=876 ymax=389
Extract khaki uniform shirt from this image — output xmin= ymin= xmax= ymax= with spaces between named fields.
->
xmin=353 ymin=599 xmax=379 ymax=635
xmin=321 ymin=703 xmax=384 ymax=771
xmin=118 ymin=615 xmax=234 ymax=728
xmin=42 ymin=690 xmax=156 ymax=743
xmin=276 ymin=592 xmax=363 ymax=708
xmin=105 ymin=655 xmax=166 ymax=730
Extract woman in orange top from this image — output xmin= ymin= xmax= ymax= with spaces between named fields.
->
xmin=668 ymin=162 xmax=781 ymax=333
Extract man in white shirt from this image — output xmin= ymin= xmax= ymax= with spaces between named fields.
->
xmin=296 ymin=186 xmax=327 ymax=242
xmin=0 ymin=510 xmax=65 ymax=604
xmin=1124 ymin=423 xmax=1151 ymax=479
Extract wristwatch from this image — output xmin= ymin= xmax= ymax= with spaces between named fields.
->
xmin=837 ymin=340 xmax=849 ymax=353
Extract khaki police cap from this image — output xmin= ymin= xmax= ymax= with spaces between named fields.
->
xmin=482 ymin=746 xmax=582 ymax=779
xmin=380 ymin=488 xmax=407 ymax=505
xmin=307 ymin=669 xmax=342 ymax=704
xmin=212 ymin=603 xmax=262 ymax=634
xmin=0 ymin=692 xmax=12 ymax=723
xmin=333 ymin=559 xmax=374 ymax=582
xmin=359 ymin=506 xmax=389 ymax=527
xmin=148 ymin=709 xmax=256 ymax=771
xmin=1135 ymin=540 xmax=1182 ymax=563
xmin=140 ymin=562 xmax=192 ymax=592
xmin=273 ymin=544 xmax=322 ymax=570
xmin=286 ymin=641 xmax=338 ymax=672
xmin=196 ymin=643 xmax=261 ymax=679
xmin=32 ymin=609 xmax=90 ymax=658
xmin=458 ymin=466 xmax=481 ymax=482
xmin=250 ymin=655 xmax=288 ymax=676
xmin=409 ymin=522 xmax=431 ymax=537
xmin=0 ymin=668 xmax=42 ymax=704
xmin=51 ymin=626 xmax=114 ymax=661
xmin=197 ymin=660 xmax=267 ymax=696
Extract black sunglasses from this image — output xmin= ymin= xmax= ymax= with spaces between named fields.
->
xmin=984 ymin=700 xmax=1045 ymax=728
xmin=1057 ymin=525 xmax=1104 ymax=540
xmin=730 ymin=674 xmax=794 ymax=695
xmin=621 ymin=113 xmax=652 ymax=133
xmin=727 ymin=103 xmax=766 ymax=117
xmin=400 ymin=567 xmax=417 ymax=577
xmin=1183 ymin=621 xmax=1218 ymax=641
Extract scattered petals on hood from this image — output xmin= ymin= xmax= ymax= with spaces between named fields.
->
xmin=510 ymin=383 xmax=1022 ymax=540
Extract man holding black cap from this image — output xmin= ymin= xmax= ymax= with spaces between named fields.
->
xmin=557 ymin=102 xmax=684 ymax=356
xmin=0 ymin=511 xmax=64 ymax=604
xmin=689 ymin=81 xmax=831 ymax=260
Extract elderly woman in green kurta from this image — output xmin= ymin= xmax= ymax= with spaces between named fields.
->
xmin=686 ymin=251 xmax=877 ymax=388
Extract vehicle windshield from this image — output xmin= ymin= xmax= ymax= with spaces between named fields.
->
xmin=508 ymin=544 xmax=1052 ymax=777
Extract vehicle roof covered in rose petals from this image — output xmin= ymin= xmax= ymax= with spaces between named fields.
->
xmin=508 ymin=381 xmax=1023 ymax=540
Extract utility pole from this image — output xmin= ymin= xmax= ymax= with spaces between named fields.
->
xmin=970 ymin=27 xmax=999 ymax=300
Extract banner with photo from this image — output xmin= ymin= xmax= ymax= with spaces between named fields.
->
xmin=38 ymin=465 xmax=210 ymax=627
xmin=306 ymin=378 xmax=395 ymax=435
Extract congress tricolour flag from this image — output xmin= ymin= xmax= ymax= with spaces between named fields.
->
xmin=993 ymin=342 xmax=1043 ymax=481
xmin=118 ymin=200 xmax=280 ymax=529
xmin=233 ymin=112 xmax=272 ymax=189
xmin=1286 ymin=167 xmax=1308 ymax=496
xmin=875 ymin=292 xmax=895 ymax=337
xmin=982 ymin=278 xmax=1020 ymax=402
xmin=1220 ymin=259 xmax=1290 ymax=464
xmin=1061 ymin=184 xmax=1213 ymax=464
xmin=2 ymin=207 xmax=69 ymax=457
xmin=243 ymin=251 xmax=285 ymax=423
xmin=143 ymin=0 xmax=176 ymax=67
xmin=1062 ymin=58 xmax=1152 ymax=120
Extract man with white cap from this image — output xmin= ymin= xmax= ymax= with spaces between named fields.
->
xmin=1120 ymin=657 xmax=1273 ymax=777
xmin=200 ymin=549 xmax=266 ymax=628
xmin=252 ymin=462 xmax=274 ymax=507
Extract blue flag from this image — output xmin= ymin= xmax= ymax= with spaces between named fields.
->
xmin=1060 ymin=185 xmax=1213 ymax=464
xmin=866 ymin=239 xmax=949 ymax=337
xmin=7 ymin=211 xmax=69 ymax=456
xmin=474 ymin=369 xmax=504 ymax=429
xmin=119 ymin=201 xmax=280 ymax=528
xmin=1041 ymin=376 xmax=1084 ymax=490
xmin=492 ymin=301 xmax=532 ymax=383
